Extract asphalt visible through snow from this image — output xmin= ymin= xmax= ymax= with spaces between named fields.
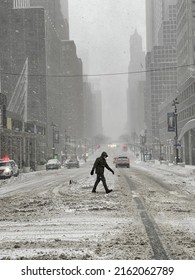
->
xmin=123 ymin=171 xmax=170 ymax=260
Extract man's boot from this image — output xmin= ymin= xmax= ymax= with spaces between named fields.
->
xmin=106 ymin=189 xmax=112 ymax=194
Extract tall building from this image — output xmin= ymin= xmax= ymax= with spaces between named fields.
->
xmin=29 ymin=0 xmax=71 ymax=157
xmin=127 ymin=29 xmax=145 ymax=141
xmin=60 ymin=0 xmax=69 ymax=22
xmin=93 ymin=88 xmax=103 ymax=137
xmin=61 ymin=40 xmax=84 ymax=142
xmin=30 ymin=0 xmax=69 ymax=40
xmin=146 ymin=0 xmax=163 ymax=51
xmin=0 ymin=1 xmax=47 ymax=124
xmin=175 ymin=0 xmax=195 ymax=164
xmin=145 ymin=1 xmax=177 ymax=157
xmin=83 ymin=82 xmax=94 ymax=139
xmin=0 ymin=0 xmax=15 ymax=102
xmin=11 ymin=7 xmax=47 ymax=124
xmin=0 ymin=0 xmax=47 ymax=165
xmin=159 ymin=0 xmax=195 ymax=165
xmin=177 ymin=0 xmax=195 ymax=87
xmin=145 ymin=0 xmax=177 ymax=51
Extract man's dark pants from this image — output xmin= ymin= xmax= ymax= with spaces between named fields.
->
xmin=92 ymin=174 xmax=109 ymax=192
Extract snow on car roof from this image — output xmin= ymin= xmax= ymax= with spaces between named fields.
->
xmin=47 ymin=159 xmax=59 ymax=162
xmin=116 ymin=155 xmax=129 ymax=158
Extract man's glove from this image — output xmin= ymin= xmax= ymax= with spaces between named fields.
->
xmin=90 ymin=170 xmax=94 ymax=175
xmin=111 ymin=170 xmax=114 ymax=175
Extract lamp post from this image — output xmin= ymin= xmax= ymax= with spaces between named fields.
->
xmin=172 ymin=98 xmax=179 ymax=164
xmin=51 ymin=122 xmax=56 ymax=158
xmin=155 ymin=137 xmax=162 ymax=161
xmin=64 ymin=129 xmax=67 ymax=159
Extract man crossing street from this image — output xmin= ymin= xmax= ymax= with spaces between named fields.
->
xmin=90 ymin=151 xmax=114 ymax=193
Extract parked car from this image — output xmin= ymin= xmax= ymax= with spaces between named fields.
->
xmin=115 ymin=156 xmax=130 ymax=168
xmin=46 ymin=159 xmax=61 ymax=170
xmin=66 ymin=157 xmax=79 ymax=169
xmin=0 ymin=159 xmax=19 ymax=178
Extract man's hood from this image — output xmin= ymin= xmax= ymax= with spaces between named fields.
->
xmin=101 ymin=151 xmax=108 ymax=158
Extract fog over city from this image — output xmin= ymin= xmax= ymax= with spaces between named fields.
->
xmin=61 ymin=0 xmax=146 ymax=140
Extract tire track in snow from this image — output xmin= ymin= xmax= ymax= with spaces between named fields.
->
xmin=122 ymin=170 xmax=171 ymax=260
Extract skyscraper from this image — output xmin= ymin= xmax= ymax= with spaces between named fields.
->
xmin=127 ymin=29 xmax=145 ymax=140
xmin=145 ymin=0 xmax=177 ymax=157
xmin=0 ymin=0 xmax=47 ymax=124
xmin=11 ymin=7 xmax=47 ymax=124
xmin=0 ymin=0 xmax=47 ymax=165
xmin=177 ymin=0 xmax=195 ymax=87
xmin=145 ymin=0 xmax=177 ymax=51
xmin=145 ymin=0 xmax=163 ymax=51
xmin=30 ymin=0 xmax=69 ymax=40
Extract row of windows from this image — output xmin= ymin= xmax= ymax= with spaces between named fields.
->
xmin=151 ymin=72 xmax=177 ymax=78
xmin=153 ymin=52 xmax=176 ymax=57
xmin=178 ymin=104 xmax=195 ymax=121
xmin=163 ymin=31 xmax=176 ymax=37
xmin=163 ymin=23 xmax=176 ymax=28
xmin=151 ymin=76 xmax=177 ymax=81
xmin=178 ymin=82 xmax=195 ymax=103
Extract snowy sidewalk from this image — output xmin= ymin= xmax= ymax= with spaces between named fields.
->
xmin=132 ymin=159 xmax=195 ymax=196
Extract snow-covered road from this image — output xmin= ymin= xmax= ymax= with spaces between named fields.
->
xmin=0 ymin=151 xmax=195 ymax=260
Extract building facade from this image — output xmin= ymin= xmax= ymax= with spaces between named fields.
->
xmin=146 ymin=0 xmax=177 ymax=51
xmin=30 ymin=0 xmax=69 ymax=40
xmin=127 ymin=29 xmax=145 ymax=144
xmin=158 ymin=0 xmax=195 ymax=165
xmin=145 ymin=2 xmax=177 ymax=158
xmin=0 ymin=0 xmax=47 ymax=166
xmin=11 ymin=7 xmax=47 ymax=125
xmin=61 ymin=40 xmax=84 ymax=149
xmin=146 ymin=0 xmax=163 ymax=52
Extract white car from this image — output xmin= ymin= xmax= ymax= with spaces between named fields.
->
xmin=0 ymin=159 xmax=19 ymax=178
xmin=46 ymin=159 xmax=61 ymax=170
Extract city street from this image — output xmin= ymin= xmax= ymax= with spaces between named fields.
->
xmin=0 ymin=150 xmax=194 ymax=260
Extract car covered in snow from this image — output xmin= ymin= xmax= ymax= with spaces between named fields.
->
xmin=0 ymin=159 xmax=19 ymax=178
xmin=46 ymin=159 xmax=61 ymax=170
xmin=115 ymin=156 xmax=130 ymax=168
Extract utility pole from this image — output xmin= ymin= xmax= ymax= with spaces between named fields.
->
xmin=172 ymin=98 xmax=179 ymax=164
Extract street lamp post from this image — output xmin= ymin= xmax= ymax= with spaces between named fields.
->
xmin=51 ymin=122 xmax=56 ymax=158
xmin=155 ymin=137 xmax=162 ymax=161
xmin=172 ymin=98 xmax=179 ymax=164
xmin=64 ymin=129 xmax=67 ymax=159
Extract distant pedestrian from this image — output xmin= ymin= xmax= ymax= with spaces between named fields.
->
xmin=90 ymin=151 xmax=114 ymax=193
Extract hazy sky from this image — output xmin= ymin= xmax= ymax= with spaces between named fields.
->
xmin=61 ymin=0 xmax=146 ymax=140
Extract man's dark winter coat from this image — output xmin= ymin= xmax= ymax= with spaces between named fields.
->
xmin=91 ymin=151 xmax=114 ymax=175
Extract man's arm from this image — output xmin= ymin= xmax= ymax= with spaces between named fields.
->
xmin=90 ymin=158 xmax=99 ymax=175
xmin=105 ymin=162 xmax=114 ymax=174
